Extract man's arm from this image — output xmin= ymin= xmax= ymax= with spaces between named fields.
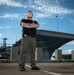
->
xmin=21 ymin=22 xmax=39 ymax=28
xmin=21 ymin=22 xmax=33 ymax=28
xmin=30 ymin=23 xmax=39 ymax=28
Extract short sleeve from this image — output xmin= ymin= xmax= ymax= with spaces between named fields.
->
xmin=20 ymin=19 xmax=26 ymax=25
xmin=34 ymin=21 xmax=39 ymax=24
xmin=21 ymin=19 xmax=26 ymax=22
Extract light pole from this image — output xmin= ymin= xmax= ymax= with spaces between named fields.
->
xmin=56 ymin=15 xmax=59 ymax=32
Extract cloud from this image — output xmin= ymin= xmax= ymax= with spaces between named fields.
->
xmin=0 ymin=26 xmax=3 ymax=29
xmin=0 ymin=33 xmax=3 ymax=36
xmin=30 ymin=0 xmax=74 ymax=15
xmin=0 ymin=12 xmax=51 ymax=19
xmin=32 ymin=5 xmax=73 ymax=15
xmin=0 ymin=0 xmax=27 ymax=8
xmin=0 ymin=25 xmax=11 ymax=29
xmin=6 ymin=26 xmax=10 ymax=28
xmin=0 ymin=0 xmax=73 ymax=19
xmin=0 ymin=13 xmax=24 ymax=19
xmin=66 ymin=41 xmax=74 ymax=45
xmin=0 ymin=33 xmax=3 ymax=38
xmin=34 ymin=12 xmax=51 ymax=18
xmin=62 ymin=49 xmax=74 ymax=54
xmin=0 ymin=0 xmax=73 ymax=15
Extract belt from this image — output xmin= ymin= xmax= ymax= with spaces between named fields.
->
xmin=24 ymin=34 xmax=36 ymax=38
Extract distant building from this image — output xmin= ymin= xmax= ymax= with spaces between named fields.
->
xmin=0 ymin=46 xmax=11 ymax=59
xmin=53 ymin=54 xmax=71 ymax=60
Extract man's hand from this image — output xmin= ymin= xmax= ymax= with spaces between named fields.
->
xmin=21 ymin=22 xmax=39 ymax=28
xmin=30 ymin=23 xmax=39 ymax=28
xmin=21 ymin=22 xmax=32 ymax=28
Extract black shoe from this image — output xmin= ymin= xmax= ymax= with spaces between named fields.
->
xmin=31 ymin=66 xmax=40 ymax=70
xmin=19 ymin=67 xmax=26 ymax=71
xmin=19 ymin=64 xmax=26 ymax=71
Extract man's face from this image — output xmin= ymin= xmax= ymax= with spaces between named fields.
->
xmin=27 ymin=12 xmax=33 ymax=18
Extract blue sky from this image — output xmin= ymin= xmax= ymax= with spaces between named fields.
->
xmin=0 ymin=0 xmax=74 ymax=54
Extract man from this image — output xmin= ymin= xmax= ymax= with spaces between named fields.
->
xmin=19 ymin=11 xmax=40 ymax=71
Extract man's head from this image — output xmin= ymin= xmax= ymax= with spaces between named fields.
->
xmin=26 ymin=11 xmax=33 ymax=19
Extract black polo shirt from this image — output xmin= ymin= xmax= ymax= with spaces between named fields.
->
xmin=20 ymin=19 xmax=38 ymax=37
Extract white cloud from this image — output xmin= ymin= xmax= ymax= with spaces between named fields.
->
xmin=30 ymin=0 xmax=74 ymax=16
xmin=0 ymin=0 xmax=27 ymax=8
xmin=0 ymin=13 xmax=24 ymax=19
xmin=6 ymin=26 xmax=10 ymax=28
xmin=31 ymin=5 xmax=73 ymax=15
xmin=0 ymin=33 xmax=3 ymax=36
xmin=0 ymin=25 xmax=11 ymax=29
xmin=34 ymin=12 xmax=51 ymax=18
xmin=62 ymin=49 xmax=74 ymax=54
xmin=0 ymin=12 xmax=51 ymax=20
xmin=0 ymin=26 xmax=3 ymax=29
xmin=66 ymin=41 xmax=74 ymax=45
xmin=0 ymin=33 xmax=3 ymax=38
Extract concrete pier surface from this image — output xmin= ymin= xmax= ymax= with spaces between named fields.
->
xmin=0 ymin=62 xmax=74 ymax=75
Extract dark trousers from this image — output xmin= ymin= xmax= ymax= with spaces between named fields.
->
xmin=19 ymin=36 xmax=36 ymax=67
